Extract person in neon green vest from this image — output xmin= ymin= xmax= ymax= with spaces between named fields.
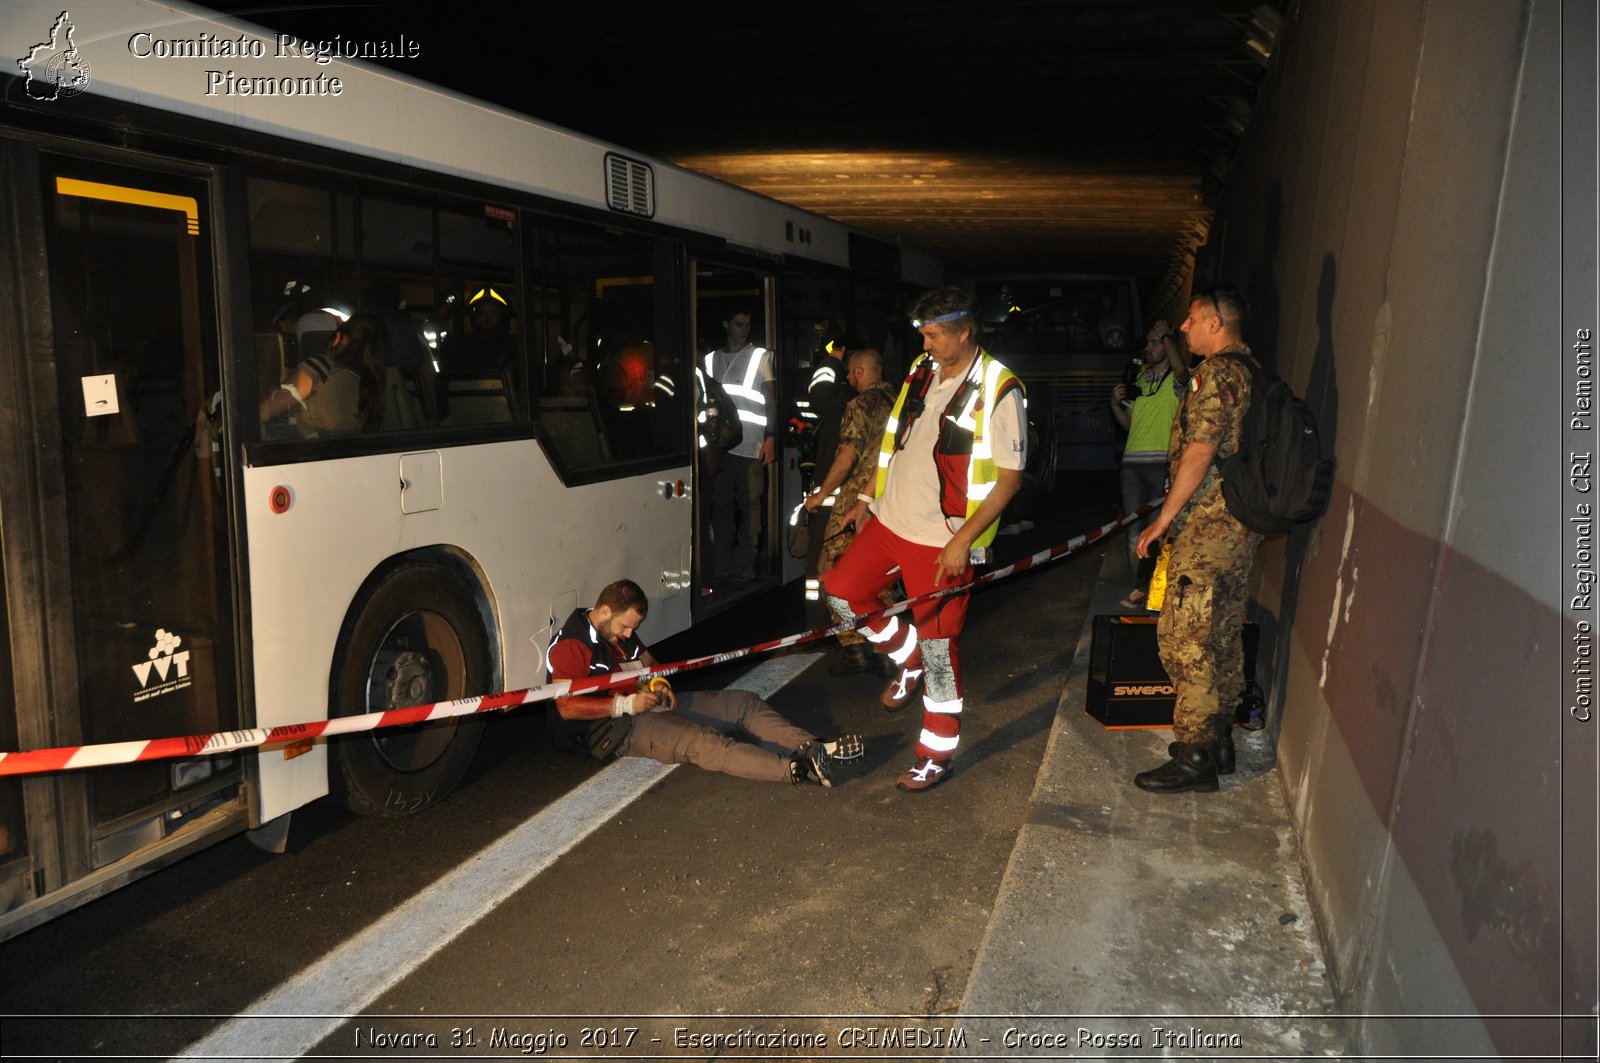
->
xmin=1110 ymin=320 xmax=1187 ymax=609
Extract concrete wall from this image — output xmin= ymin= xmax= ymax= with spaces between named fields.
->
xmin=1207 ymin=0 xmax=1595 ymax=1055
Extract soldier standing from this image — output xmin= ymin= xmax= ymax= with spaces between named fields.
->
xmin=1133 ymin=287 xmax=1262 ymax=793
xmin=805 ymin=348 xmax=897 ymax=675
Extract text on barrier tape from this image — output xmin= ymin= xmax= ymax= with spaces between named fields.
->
xmin=0 ymin=500 xmax=1162 ymax=777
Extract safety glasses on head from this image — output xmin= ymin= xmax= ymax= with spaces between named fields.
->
xmin=1199 ymin=286 xmax=1243 ymax=327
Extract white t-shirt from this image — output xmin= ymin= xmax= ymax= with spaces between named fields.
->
xmin=874 ymin=360 xmax=1027 ymax=547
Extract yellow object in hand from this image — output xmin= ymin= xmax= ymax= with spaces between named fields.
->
xmin=1145 ymin=540 xmax=1173 ymax=611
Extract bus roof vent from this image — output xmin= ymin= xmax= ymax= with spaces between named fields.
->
xmin=604 ymin=153 xmax=655 ymax=218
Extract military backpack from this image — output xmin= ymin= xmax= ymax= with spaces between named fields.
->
xmin=1205 ymin=351 xmax=1335 ymax=535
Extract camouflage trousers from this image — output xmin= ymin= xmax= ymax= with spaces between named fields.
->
xmin=1156 ymin=499 xmax=1262 ymax=745
xmin=819 ymin=509 xmax=894 ymax=645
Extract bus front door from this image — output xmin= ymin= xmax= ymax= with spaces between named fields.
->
xmin=0 ymin=150 xmax=241 ymax=935
xmin=690 ymin=265 xmax=782 ymax=611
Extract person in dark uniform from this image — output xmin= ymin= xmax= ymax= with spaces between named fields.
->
xmin=801 ymin=327 xmax=858 ymax=625
xmin=437 ymin=286 xmax=519 ymax=418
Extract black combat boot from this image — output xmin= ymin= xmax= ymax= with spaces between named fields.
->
xmin=1134 ymin=741 xmax=1220 ymax=793
xmin=1168 ymin=715 xmax=1235 ymax=776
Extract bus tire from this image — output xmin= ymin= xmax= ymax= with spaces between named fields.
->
xmin=329 ymin=563 xmax=490 ymax=817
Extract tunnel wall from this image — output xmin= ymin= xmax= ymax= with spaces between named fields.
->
xmin=1202 ymin=0 xmax=1594 ymax=1055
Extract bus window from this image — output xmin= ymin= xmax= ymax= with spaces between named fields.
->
xmin=247 ymin=176 xmax=358 ymax=438
xmin=434 ymin=202 xmax=522 ymax=426
xmin=356 ymin=196 xmax=441 ymax=429
xmin=360 ymin=196 xmax=431 ymax=271
xmin=533 ymin=220 xmax=685 ymax=474
xmin=355 ymin=274 xmax=434 ymax=430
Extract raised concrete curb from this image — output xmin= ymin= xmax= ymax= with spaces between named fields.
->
xmin=959 ymin=546 xmax=1354 ymax=1058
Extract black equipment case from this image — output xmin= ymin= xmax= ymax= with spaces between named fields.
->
xmin=1085 ymin=615 xmax=1260 ymax=728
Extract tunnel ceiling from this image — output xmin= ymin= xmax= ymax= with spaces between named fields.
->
xmin=207 ymin=0 xmax=1281 ymax=293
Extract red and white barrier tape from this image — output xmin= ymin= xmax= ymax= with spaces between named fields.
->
xmin=0 ymin=500 xmax=1161 ymax=778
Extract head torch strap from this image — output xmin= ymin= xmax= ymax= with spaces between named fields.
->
xmin=911 ymin=309 xmax=973 ymax=328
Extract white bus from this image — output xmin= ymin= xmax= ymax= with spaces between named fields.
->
xmin=0 ymin=0 xmax=938 ymax=939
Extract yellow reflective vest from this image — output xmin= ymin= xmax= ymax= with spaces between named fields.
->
xmin=874 ymin=348 xmax=1025 ymax=551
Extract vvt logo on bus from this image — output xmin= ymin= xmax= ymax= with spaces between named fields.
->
xmin=132 ymin=628 xmax=191 ymax=702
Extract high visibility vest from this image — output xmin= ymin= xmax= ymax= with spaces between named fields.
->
xmin=704 ymin=343 xmax=772 ymax=445
xmin=874 ymin=348 xmax=1025 ymax=551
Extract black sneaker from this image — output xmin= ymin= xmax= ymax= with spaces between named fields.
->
xmin=790 ymin=741 xmax=835 ymax=787
xmin=822 ymin=734 xmax=865 ymax=761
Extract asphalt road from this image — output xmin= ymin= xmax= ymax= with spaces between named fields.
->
xmin=0 ymin=474 xmax=1119 ymax=1060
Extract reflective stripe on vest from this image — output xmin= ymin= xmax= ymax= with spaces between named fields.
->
xmin=873 ymin=349 xmax=1023 ymax=551
xmin=694 ymin=365 xmax=710 ymax=449
xmin=707 ymin=345 xmax=770 ymax=430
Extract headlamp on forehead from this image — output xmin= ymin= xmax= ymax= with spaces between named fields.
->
xmin=910 ymin=309 xmax=973 ymax=329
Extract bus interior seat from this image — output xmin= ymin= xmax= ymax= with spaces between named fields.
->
xmin=254 ymin=332 xmax=291 ymax=398
xmin=294 ymin=312 xmax=338 ymax=361
xmin=440 ymin=375 xmax=515 ymax=426
xmin=537 ymin=393 xmax=611 ymax=467
xmin=382 ymin=367 xmax=430 ymax=430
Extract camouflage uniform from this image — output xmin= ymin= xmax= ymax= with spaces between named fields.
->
xmin=820 ymin=381 xmax=897 ymax=645
xmin=1157 ymin=346 xmax=1263 ymax=745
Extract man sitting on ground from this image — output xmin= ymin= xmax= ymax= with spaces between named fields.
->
xmin=547 ymin=579 xmax=862 ymax=786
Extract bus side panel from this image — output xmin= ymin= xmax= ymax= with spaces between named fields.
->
xmin=241 ymin=442 xmax=690 ymax=822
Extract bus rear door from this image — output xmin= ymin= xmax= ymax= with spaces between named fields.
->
xmin=0 ymin=146 xmax=241 ymax=937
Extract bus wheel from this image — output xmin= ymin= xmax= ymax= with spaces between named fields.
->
xmin=330 ymin=564 xmax=490 ymax=817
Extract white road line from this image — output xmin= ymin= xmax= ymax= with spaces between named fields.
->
xmin=172 ymin=652 xmax=820 ymax=1062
